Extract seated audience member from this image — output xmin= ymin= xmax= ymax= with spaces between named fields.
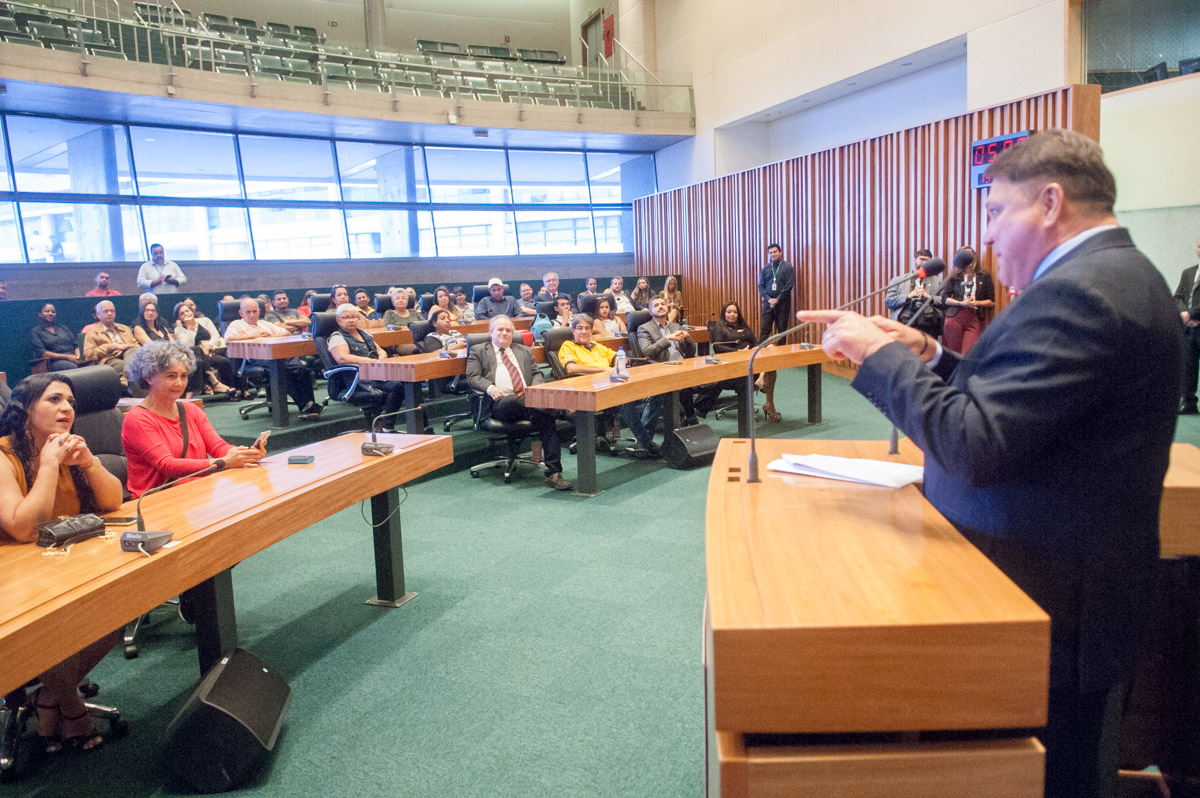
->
xmin=515 ymin=283 xmax=539 ymax=316
xmin=297 ymin=290 xmax=318 ymax=317
xmin=638 ymin=295 xmax=716 ymax=426
xmin=474 ymin=277 xmax=521 ymax=320
xmin=382 ymin=289 xmax=419 ymax=328
xmin=180 ymin=297 xmax=209 ymax=320
xmin=611 ymin=276 xmax=637 ymax=313
xmin=662 ymin=275 xmax=685 ymax=324
xmin=325 ymin=304 xmax=407 ymax=428
xmin=83 ymin=300 xmax=140 ymax=390
xmin=552 ymin=296 xmax=574 ymax=328
xmin=592 ymin=298 xmax=627 ymax=338
xmin=31 ymin=303 xmax=81 ymax=371
xmin=174 ymin=301 xmax=236 ymax=397
xmin=453 ymin=287 xmax=476 ymax=322
xmin=629 ymin=277 xmax=653 ymax=311
xmin=266 ymin=290 xmax=311 ymax=333
xmin=422 ymin=309 xmax=466 ymax=352
xmin=224 ymin=297 xmax=324 ymax=419
xmin=534 ymin=271 xmax=572 ymax=308
xmin=122 ymin=341 xmax=263 ymax=497
xmin=696 ymin=301 xmax=756 ymax=420
xmin=137 ymin=292 xmax=158 ymax=314
xmin=585 ymin=277 xmax=598 ymax=294
xmin=331 ymin=284 xmax=352 ymax=309
xmin=428 ymin=286 xmax=461 ymax=322
xmin=354 ymin=289 xmax=382 ymax=322
xmin=134 ymin=302 xmax=204 ymax=396
xmin=559 ymin=314 xmax=656 ymax=456
xmin=466 ymin=315 xmax=572 ymax=490
xmin=0 ymin=373 xmax=124 ymax=753
xmin=85 ymin=270 xmax=120 ymax=297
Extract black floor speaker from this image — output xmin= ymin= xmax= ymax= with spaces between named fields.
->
xmin=164 ymin=648 xmax=292 ymax=794
xmin=661 ymin=423 xmax=720 ymax=469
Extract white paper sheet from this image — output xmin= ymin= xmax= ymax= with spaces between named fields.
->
xmin=767 ymin=453 xmax=924 ymax=489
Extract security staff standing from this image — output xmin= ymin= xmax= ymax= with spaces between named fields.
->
xmin=758 ymin=243 xmax=795 ymax=339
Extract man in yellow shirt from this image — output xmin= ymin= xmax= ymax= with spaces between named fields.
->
xmin=558 ymin=314 xmax=658 ymax=458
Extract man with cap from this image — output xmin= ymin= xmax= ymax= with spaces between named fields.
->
xmin=474 ymin=277 xmax=522 ymax=320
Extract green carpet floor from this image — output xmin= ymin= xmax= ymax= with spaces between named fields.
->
xmin=13 ymin=369 xmax=1200 ymax=797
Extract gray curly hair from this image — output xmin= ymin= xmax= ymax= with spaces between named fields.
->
xmin=125 ymin=339 xmax=196 ymax=388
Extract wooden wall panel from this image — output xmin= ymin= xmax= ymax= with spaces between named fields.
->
xmin=635 ymin=85 xmax=1102 ymax=343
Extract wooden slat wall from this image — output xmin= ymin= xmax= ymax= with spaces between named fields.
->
xmin=634 ymin=85 xmax=1101 ymax=341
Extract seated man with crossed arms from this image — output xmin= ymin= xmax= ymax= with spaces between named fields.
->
xmin=558 ymin=313 xmax=657 ymax=458
xmin=465 ymin=315 xmax=572 ymax=491
xmin=224 ymin=297 xmax=324 ymax=420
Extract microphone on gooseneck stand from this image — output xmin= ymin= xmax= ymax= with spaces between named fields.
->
xmin=125 ymin=462 xmax=222 ymax=555
xmin=745 ymin=258 xmax=947 ymax=483
xmin=362 ymin=405 xmax=426 ymax=457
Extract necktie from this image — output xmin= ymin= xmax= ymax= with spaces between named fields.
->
xmin=499 ymin=348 xmax=525 ymax=397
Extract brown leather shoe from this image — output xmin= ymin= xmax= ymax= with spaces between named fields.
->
xmin=543 ymin=472 xmax=573 ymax=491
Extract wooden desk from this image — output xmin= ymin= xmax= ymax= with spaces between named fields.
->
xmin=524 ymin=344 xmax=831 ymax=495
xmin=356 ymin=336 xmax=630 ymax=433
xmin=705 ymin=438 xmax=1049 ymax=797
xmin=0 ymin=433 xmax=452 ymax=692
xmin=224 ymin=335 xmax=315 ymax=428
xmin=1160 ymin=442 xmax=1200 ymax=558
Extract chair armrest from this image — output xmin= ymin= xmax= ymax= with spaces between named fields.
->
xmin=322 ymin=364 xmax=361 ymax=401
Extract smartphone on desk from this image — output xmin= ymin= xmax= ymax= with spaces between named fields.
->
xmin=104 ymin=517 xmax=138 ymax=526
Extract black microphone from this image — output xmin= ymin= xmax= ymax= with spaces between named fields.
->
xmin=362 ymin=404 xmax=426 ymax=456
xmin=135 ymin=462 xmax=222 ymax=532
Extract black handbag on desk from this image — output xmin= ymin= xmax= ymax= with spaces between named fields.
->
xmin=35 ymin=513 xmax=106 ymax=548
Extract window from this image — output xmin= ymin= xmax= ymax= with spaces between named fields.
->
xmin=239 ymin=135 xmax=341 ymax=202
xmin=7 ymin=117 xmax=134 ymax=195
xmin=345 ymin=209 xmax=436 ymax=258
xmin=19 ymin=201 xmax=144 ymax=262
xmin=0 ymin=203 xmax=22 ymax=263
xmin=432 ymin=210 xmax=516 ymax=256
xmin=141 ymin=205 xmax=253 ymax=260
xmin=592 ymin=208 xmax=633 ymax=253
xmin=249 ymin=206 xmax=347 ymax=259
xmin=587 ymin=152 xmax=656 ymax=203
xmin=515 ymin=210 xmax=596 ymax=254
xmin=130 ymin=127 xmax=242 ymax=199
xmin=336 ymin=142 xmax=429 ymax=203
xmin=424 ymin=147 xmax=510 ymax=203
xmin=507 ymin=150 xmax=590 ymax=204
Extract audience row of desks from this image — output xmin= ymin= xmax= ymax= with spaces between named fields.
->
xmin=0 ymin=433 xmax=452 ymax=695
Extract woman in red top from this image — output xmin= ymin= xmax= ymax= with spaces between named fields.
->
xmin=121 ymin=341 xmax=264 ymax=497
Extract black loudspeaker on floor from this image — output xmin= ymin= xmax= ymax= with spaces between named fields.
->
xmin=163 ymin=648 xmax=292 ymax=794
xmin=661 ymin=424 xmax=721 ymax=469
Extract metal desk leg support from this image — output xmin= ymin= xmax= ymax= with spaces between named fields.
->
xmin=573 ymin=411 xmax=599 ymax=496
xmin=183 ymin=568 xmax=238 ymax=675
xmin=365 ymin=486 xmax=416 ymax=608
xmin=807 ymin=363 xmax=823 ymax=424
xmin=267 ymin=360 xmax=289 ymax=428
xmin=402 ymin=382 xmax=427 ymax=434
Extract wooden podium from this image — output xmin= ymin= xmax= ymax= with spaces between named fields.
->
xmin=704 ymin=439 xmax=1050 ymax=797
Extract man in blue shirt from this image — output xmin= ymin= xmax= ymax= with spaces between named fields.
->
xmin=474 ymin=278 xmax=521 ymax=319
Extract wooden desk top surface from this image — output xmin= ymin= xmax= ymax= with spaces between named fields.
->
xmin=525 ymin=344 xmax=830 ymax=412
xmin=224 ymin=319 xmax=536 ymax=359
xmin=1161 ymin=442 xmax=1200 ymax=557
xmin=356 ymin=335 xmax=632 ymax=382
xmin=706 ymin=438 xmax=1049 ymax=735
xmin=0 ymin=433 xmax=452 ymax=694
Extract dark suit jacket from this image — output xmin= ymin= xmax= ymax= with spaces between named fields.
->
xmin=465 ymin=341 xmax=543 ymax=414
xmin=637 ymin=319 xmax=696 ymax=362
xmin=854 ymin=228 xmax=1181 ymax=694
xmin=1173 ymin=264 xmax=1199 ymax=320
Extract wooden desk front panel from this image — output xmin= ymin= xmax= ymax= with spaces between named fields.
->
xmin=1161 ymin=442 xmax=1200 ymax=558
xmin=0 ymin=434 xmax=452 ymax=694
xmin=525 ymin=345 xmax=829 ymax=413
xmin=706 ymin=439 xmax=1049 ymax=734
xmin=225 ymin=335 xmax=315 ymax=360
xmin=357 ymin=336 xmax=631 ymax=382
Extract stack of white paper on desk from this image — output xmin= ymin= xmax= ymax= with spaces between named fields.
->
xmin=767 ymin=453 xmax=924 ymax=488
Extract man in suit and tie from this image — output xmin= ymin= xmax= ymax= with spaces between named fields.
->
xmin=637 ymin=295 xmax=719 ymax=428
xmin=1172 ymin=237 xmax=1200 ymax=414
xmin=466 ymin=315 xmax=572 ymax=491
xmin=799 ymin=129 xmax=1181 ymax=798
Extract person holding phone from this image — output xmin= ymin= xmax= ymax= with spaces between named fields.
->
xmin=121 ymin=341 xmax=263 ymax=498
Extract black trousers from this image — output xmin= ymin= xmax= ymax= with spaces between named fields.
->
xmin=760 ymin=296 xmax=792 ymax=340
xmin=1038 ymin=682 xmax=1128 ymax=798
xmin=491 ymin=394 xmax=563 ymax=474
xmin=1182 ymin=327 xmax=1200 ymax=407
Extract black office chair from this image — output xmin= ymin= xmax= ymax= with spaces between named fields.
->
xmin=310 ymin=313 xmax=385 ymax=424
xmin=536 ymin=300 xmax=558 ymax=319
xmin=626 ymin=310 xmax=653 ymax=358
xmin=373 ymin=294 xmax=393 ymax=315
xmin=540 ymin=328 xmax=636 ymax=456
xmin=309 ymin=293 xmax=332 ymax=314
xmin=217 ymin=299 xmax=271 ymax=420
xmin=465 ymin=333 xmax=542 ymax=484
xmin=471 ymin=283 xmax=509 ymax=303
xmin=418 ymin=293 xmax=436 ymax=313
xmin=67 ymin=365 xmax=128 ymax=497
xmin=704 ymin=321 xmax=757 ymax=421
xmin=1 ymin=678 xmax=126 ymax=780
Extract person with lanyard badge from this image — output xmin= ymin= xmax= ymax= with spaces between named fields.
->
xmin=758 ymin=243 xmax=795 ymax=339
xmin=942 ymin=246 xmax=995 ymax=354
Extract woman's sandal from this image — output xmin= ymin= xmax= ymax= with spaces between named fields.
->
xmin=35 ymin=692 xmax=63 ymax=755
xmin=764 ymin=405 xmax=782 ymax=423
xmin=60 ymin=708 xmax=109 ymax=752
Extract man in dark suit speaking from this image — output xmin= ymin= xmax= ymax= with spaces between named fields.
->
xmin=466 ymin=315 xmax=572 ymax=491
xmin=798 ymin=129 xmax=1181 ymax=798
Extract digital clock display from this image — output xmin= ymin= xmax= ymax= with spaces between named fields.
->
xmin=971 ymin=130 xmax=1031 ymax=189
